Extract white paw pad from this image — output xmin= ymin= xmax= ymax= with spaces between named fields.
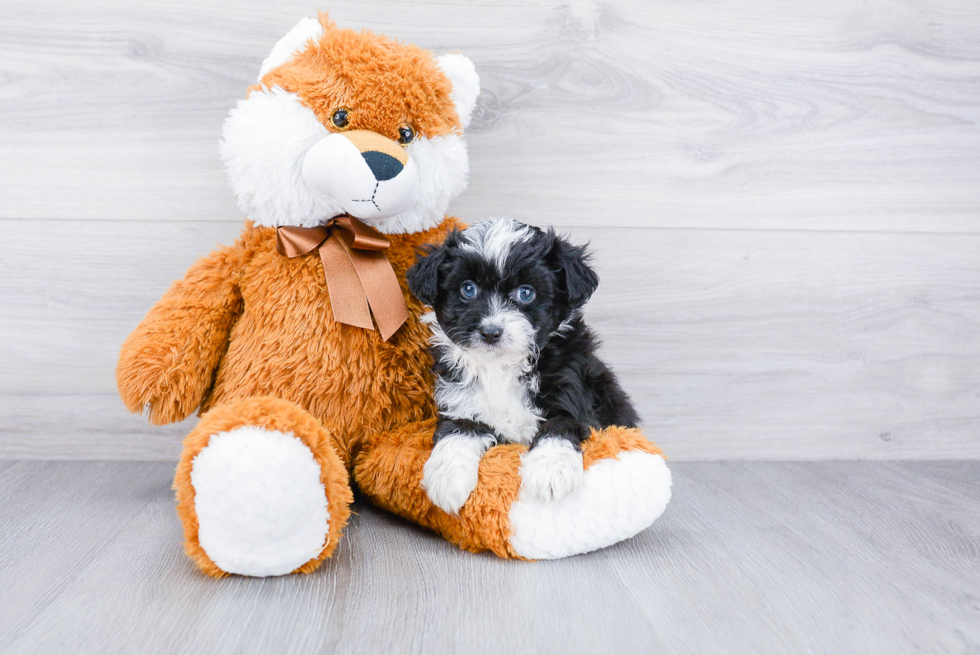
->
xmin=190 ymin=426 xmax=330 ymax=577
xmin=520 ymin=438 xmax=585 ymax=502
xmin=422 ymin=433 xmax=494 ymax=515
xmin=510 ymin=450 xmax=673 ymax=560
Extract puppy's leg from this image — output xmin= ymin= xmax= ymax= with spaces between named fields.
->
xmin=520 ymin=418 xmax=587 ymax=502
xmin=422 ymin=418 xmax=497 ymax=515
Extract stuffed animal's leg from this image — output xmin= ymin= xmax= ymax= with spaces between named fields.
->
xmin=354 ymin=421 xmax=672 ymax=559
xmin=174 ymin=396 xmax=353 ymax=577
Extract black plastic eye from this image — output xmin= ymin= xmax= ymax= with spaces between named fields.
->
xmin=398 ymin=125 xmax=416 ymax=145
xmin=460 ymin=281 xmax=478 ymax=299
xmin=515 ymin=285 xmax=536 ymax=304
xmin=331 ymin=108 xmax=350 ymax=130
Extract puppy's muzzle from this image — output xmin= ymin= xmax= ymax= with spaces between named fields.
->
xmin=301 ymin=130 xmax=419 ymax=220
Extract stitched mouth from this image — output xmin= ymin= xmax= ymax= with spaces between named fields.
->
xmin=351 ymin=181 xmax=381 ymax=212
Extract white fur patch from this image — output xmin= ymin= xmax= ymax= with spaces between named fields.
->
xmin=302 ymin=133 xmax=419 ymax=220
xmin=374 ymin=134 xmax=469 ymax=235
xmin=190 ymin=426 xmax=330 ymax=577
xmin=510 ymin=452 xmax=672 ymax=560
xmin=422 ymin=432 xmax=496 ymax=514
xmin=459 ymin=219 xmax=535 ymax=274
xmin=520 ymin=437 xmax=585 ymax=502
xmin=551 ymin=307 xmax=583 ymax=337
xmin=258 ymin=17 xmax=324 ymax=81
xmin=227 ymin=20 xmax=473 ymax=234
xmin=435 ymin=54 xmax=480 ymax=129
xmin=220 ymin=86 xmax=468 ymax=234
xmin=424 ymin=311 xmax=542 ymax=445
xmin=220 ymin=88 xmax=340 ymax=228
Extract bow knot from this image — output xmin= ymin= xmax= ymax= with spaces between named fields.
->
xmin=276 ymin=216 xmax=409 ymax=341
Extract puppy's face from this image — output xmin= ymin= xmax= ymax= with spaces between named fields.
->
xmin=408 ymin=220 xmax=599 ymax=361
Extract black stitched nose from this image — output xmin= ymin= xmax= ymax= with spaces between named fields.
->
xmin=361 ymin=150 xmax=403 ymax=181
xmin=479 ymin=325 xmax=503 ymax=344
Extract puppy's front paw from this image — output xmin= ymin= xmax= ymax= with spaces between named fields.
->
xmin=422 ymin=433 xmax=495 ymax=515
xmin=520 ymin=438 xmax=585 ymax=502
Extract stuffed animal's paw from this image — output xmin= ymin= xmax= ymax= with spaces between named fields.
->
xmin=520 ymin=438 xmax=585 ymax=502
xmin=422 ymin=433 xmax=495 ymax=514
xmin=117 ymin=336 xmax=217 ymax=425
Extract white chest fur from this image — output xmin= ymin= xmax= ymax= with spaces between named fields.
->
xmin=435 ymin=363 xmax=542 ymax=445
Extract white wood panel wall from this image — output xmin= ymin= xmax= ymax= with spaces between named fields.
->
xmin=1 ymin=0 xmax=978 ymax=460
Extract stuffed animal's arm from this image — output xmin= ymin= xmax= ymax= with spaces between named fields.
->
xmin=116 ymin=244 xmax=244 ymax=425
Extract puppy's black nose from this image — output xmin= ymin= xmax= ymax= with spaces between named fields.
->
xmin=479 ymin=325 xmax=503 ymax=344
xmin=361 ymin=150 xmax=403 ymax=181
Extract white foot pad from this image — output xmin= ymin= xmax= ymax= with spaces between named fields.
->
xmin=509 ymin=451 xmax=672 ymax=560
xmin=191 ymin=426 xmax=330 ymax=576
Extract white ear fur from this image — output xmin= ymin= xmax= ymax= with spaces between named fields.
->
xmin=435 ymin=54 xmax=480 ymax=129
xmin=258 ymin=17 xmax=325 ymax=81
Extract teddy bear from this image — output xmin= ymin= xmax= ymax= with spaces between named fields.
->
xmin=116 ymin=13 xmax=672 ymax=577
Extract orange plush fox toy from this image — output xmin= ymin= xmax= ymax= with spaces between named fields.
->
xmin=117 ymin=13 xmax=672 ymax=577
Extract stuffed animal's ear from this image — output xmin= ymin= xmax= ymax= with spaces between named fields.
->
xmin=258 ymin=16 xmax=327 ymax=81
xmin=549 ymin=230 xmax=599 ymax=308
xmin=436 ymin=54 xmax=480 ymax=129
xmin=407 ymin=244 xmax=450 ymax=306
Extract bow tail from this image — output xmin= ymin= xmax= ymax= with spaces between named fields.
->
xmin=348 ymin=250 xmax=410 ymax=341
xmin=317 ymin=237 xmax=375 ymax=331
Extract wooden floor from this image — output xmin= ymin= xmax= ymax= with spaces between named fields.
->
xmin=0 ymin=460 xmax=976 ymax=654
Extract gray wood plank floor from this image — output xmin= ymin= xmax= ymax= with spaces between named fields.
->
xmin=0 ymin=461 xmax=976 ymax=654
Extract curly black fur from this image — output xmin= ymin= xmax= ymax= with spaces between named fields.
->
xmin=407 ymin=219 xmax=639 ymax=452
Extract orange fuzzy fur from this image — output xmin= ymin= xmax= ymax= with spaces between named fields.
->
xmin=257 ymin=13 xmax=461 ymax=142
xmin=354 ymin=423 xmax=663 ymax=559
xmin=119 ymin=221 xmax=450 ymax=456
xmin=120 ymin=217 xmax=666 ymax=573
xmin=120 ymin=219 xmax=455 ymax=576
xmin=117 ymin=16 xmax=666 ymax=575
xmin=175 ymin=396 xmax=353 ymax=576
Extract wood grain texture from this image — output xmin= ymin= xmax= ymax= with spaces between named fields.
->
xmin=0 ymin=460 xmax=977 ymax=653
xmin=0 ymin=395 xmax=191 ymax=460
xmin=2 ymin=219 xmax=977 ymax=460
xmin=2 ymin=0 xmax=979 ymax=459
xmin=1 ymin=0 xmax=979 ymax=231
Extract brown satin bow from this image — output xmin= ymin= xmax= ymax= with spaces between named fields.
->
xmin=276 ymin=216 xmax=409 ymax=341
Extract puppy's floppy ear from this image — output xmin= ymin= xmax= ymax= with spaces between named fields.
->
xmin=407 ymin=246 xmax=445 ymax=306
xmin=408 ymin=230 xmax=461 ymax=305
xmin=549 ymin=229 xmax=599 ymax=308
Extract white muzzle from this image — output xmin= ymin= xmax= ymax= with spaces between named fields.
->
xmin=301 ymin=131 xmax=419 ymax=221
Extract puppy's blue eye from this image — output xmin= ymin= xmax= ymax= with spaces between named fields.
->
xmin=460 ymin=281 xmax=479 ymax=299
xmin=515 ymin=285 xmax=536 ymax=303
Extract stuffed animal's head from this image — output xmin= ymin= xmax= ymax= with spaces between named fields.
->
xmin=221 ymin=13 xmax=480 ymax=234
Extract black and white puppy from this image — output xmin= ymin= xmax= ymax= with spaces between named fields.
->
xmin=407 ymin=219 xmax=640 ymax=515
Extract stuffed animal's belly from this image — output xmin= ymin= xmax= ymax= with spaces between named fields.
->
xmin=204 ymin=302 xmax=437 ymax=439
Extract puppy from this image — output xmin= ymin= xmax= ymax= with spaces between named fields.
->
xmin=407 ymin=219 xmax=640 ymax=515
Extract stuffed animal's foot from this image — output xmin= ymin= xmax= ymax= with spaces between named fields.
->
xmin=355 ymin=422 xmax=672 ymax=561
xmin=509 ymin=439 xmax=671 ymax=560
xmin=519 ymin=438 xmax=584 ymax=502
xmin=422 ymin=433 xmax=495 ymax=514
xmin=175 ymin=397 xmax=352 ymax=577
